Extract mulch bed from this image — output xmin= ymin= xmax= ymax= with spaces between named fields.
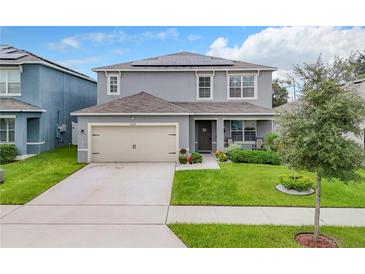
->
xmin=295 ymin=232 xmax=338 ymax=248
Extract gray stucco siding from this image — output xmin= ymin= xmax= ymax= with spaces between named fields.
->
xmin=76 ymin=115 xmax=190 ymax=163
xmin=97 ymin=70 xmax=273 ymax=108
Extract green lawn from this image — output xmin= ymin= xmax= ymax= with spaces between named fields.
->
xmin=0 ymin=146 xmax=86 ymax=204
xmin=169 ymin=224 xmax=365 ymax=248
xmin=171 ymin=163 xmax=365 ymax=207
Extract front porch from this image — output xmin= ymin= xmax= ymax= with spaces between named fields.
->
xmin=0 ymin=112 xmax=44 ymax=158
xmin=191 ymin=117 xmax=274 ymax=153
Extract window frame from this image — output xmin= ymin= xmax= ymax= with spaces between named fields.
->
xmin=227 ymin=74 xmax=257 ymax=100
xmin=196 ymin=74 xmax=213 ymax=100
xmin=0 ymin=117 xmax=15 ymax=144
xmin=0 ymin=69 xmax=21 ymax=96
xmin=107 ymin=74 xmax=120 ymax=95
xmin=230 ymin=120 xmax=243 ymax=142
xmin=229 ymin=120 xmax=257 ymax=143
xmin=244 ymin=120 xmax=257 ymax=142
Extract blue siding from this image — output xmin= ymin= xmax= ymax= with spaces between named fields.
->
xmin=2 ymin=64 xmax=96 ymax=156
xmin=38 ymin=65 xmax=96 ymax=152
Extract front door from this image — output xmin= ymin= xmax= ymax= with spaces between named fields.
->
xmin=197 ymin=121 xmax=212 ymax=152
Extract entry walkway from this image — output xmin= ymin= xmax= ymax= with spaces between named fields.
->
xmin=175 ymin=154 xmax=220 ymax=170
xmin=167 ymin=206 xmax=365 ymax=226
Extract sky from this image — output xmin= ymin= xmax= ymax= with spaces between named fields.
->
xmin=1 ymin=26 xmax=365 ymax=85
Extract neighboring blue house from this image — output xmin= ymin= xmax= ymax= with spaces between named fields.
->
xmin=0 ymin=45 xmax=97 ymax=159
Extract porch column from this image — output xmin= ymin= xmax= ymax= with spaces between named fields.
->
xmin=189 ymin=116 xmax=195 ymax=153
xmin=15 ymin=113 xmax=27 ymax=156
xmin=216 ymin=117 xmax=224 ymax=151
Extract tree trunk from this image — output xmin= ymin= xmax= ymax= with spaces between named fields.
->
xmin=314 ymin=173 xmax=321 ymax=240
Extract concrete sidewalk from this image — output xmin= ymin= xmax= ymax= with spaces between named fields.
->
xmin=167 ymin=206 xmax=365 ymax=226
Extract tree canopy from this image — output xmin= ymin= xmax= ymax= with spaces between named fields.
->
xmin=278 ymin=56 xmax=365 ymax=180
xmin=272 ymin=79 xmax=288 ymax=107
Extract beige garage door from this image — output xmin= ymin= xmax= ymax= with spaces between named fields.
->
xmin=90 ymin=125 xmax=177 ymax=162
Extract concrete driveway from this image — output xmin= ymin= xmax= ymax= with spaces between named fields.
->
xmin=0 ymin=163 xmax=185 ymax=248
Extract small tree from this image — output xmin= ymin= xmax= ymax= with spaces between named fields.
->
xmin=272 ymin=79 xmax=289 ymax=107
xmin=277 ymin=56 xmax=365 ymax=240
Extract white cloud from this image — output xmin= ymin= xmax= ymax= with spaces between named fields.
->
xmin=207 ymin=27 xmax=365 ymax=79
xmin=187 ymin=34 xmax=201 ymax=41
xmin=48 ymin=31 xmax=125 ymax=50
xmin=112 ymin=48 xmax=128 ymax=55
xmin=48 ymin=28 xmax=179 ymax=50
xmin=49 ymin=37 xmax=81 ymax=50
xmin=58 ymin=56 xmax=100 ymax=66
xmin=142 ymin=28 xmax=179 ymax=41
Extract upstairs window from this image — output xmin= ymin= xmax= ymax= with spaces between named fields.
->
xmin=0 ymin=118 xmax=15 ymax=143
xmin=228 ymin=75 xmax=256 ymax=99
xmin=107 ymin=74 xmax=120 ymax=95
xmin=197 ymin=75 xmax=212 ymax=99
xmin=0 ymin=69 xmax=21 ymax=96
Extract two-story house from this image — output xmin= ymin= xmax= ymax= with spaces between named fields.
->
xmin=72 ymin=52 xmax=277 ymax=163
xmin=0 ymin=45 xmax=97 ymax=159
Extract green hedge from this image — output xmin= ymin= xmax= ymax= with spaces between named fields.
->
xmin=0 ymin=144 xmax=16 ymax=164
xmin=191 ymin=152 xmax=203 ymax=164
xmin=230 ymin=150 xmax=281 ymax=165
xmin=278 ymin=174 xmax=314 ymax=192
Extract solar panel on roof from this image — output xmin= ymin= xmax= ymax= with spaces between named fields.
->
xmin=0 ymin=52 xmax=28 ymax=60
xmin=132 ymin=55 xmax=234 ymax=66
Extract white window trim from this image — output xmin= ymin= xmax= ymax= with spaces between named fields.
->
xmin=229 ymin=120 xmax=257 ymax=144
xmin=107 ymin=74 xmax=120 ymax=95
xmin=0 ymin=69 xmax=21 ymax=96
xmin=0 ymin=117 xmax=15 ymax=143
xmin=196 ymin=73 xmax=214 ymax=100
xmin=227 ymin=73 xmax=257 ymax=100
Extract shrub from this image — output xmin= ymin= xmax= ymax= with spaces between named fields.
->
xmin=0 ymin=144 xmax=16 ymax=164
xmin=263 ymin=132 xmax=279 ymax=151
xmin=179 ymin=148 xmax=187 ymax=155
xmin=218 ymin=152 xmax=228 ymax=162
xmin=215 ymin=150 xmax=222 ymax=158
xmin=178 ymin=155 xmax=188 ymax=164
xmin=191 ymin=152 xmax=203 ymax=164
xmin=278 ymin=174 xmax=314 ymax=192
xmin=230 ymin=150 xmax=281 ymax=165
xmin=225 ymin=144 xmax=241 ymax=159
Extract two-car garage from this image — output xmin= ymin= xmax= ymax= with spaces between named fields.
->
xmin=89 ymin=124 xmax=178 ymax=162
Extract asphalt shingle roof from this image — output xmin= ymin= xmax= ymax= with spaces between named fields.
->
xmin=93 ymin=52 xmax=276 ymax=71
xmin=73 ymin=92 xmax=189 ymax=114
xmin=0 ymin=98 xmax=45 ymax=112
xmin=73 ymin=92 xmax=275 ymax=115
xmin=174 ymin=101 xmax=275 ymax=114
xmin=0 ymin=45 xmax=96 ymax=82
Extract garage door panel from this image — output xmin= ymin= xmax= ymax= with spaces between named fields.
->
xmin=91 ymin=125 xmax=177 ymax=162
